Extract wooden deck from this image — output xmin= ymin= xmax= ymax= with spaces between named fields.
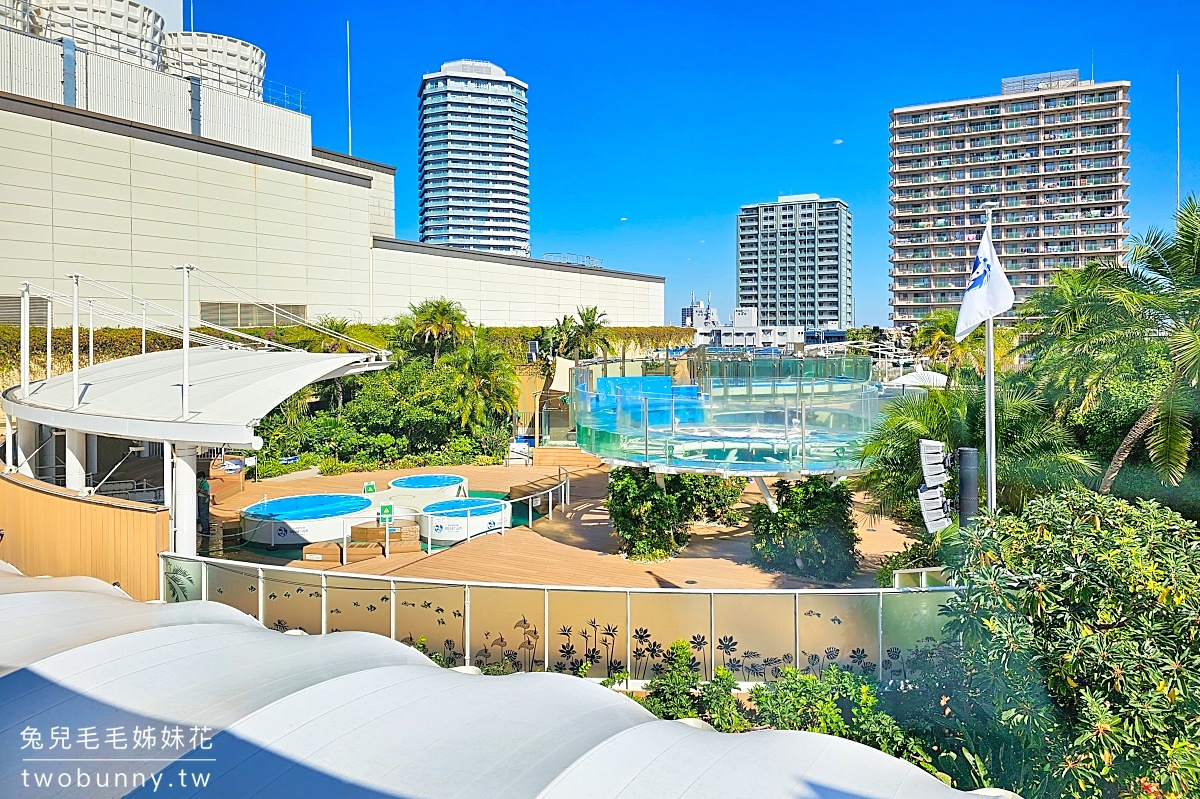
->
xmin=210 ymin=465 xmax=910 ymax=590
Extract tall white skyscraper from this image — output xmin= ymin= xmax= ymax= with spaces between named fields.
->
xmin=736 ymin=194 xmax=853 ymax=329
xmin=888 ymin=70 xmax=1130 ymax=323
xmin=418 ymin=60 xmax=530 ymax=255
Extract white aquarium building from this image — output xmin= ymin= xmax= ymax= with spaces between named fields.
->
xmin=0 ymin=9 xmax=664 ymax=327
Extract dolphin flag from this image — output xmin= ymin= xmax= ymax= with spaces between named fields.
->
xmin=954 ymin=226 xmax=1015 ymax=341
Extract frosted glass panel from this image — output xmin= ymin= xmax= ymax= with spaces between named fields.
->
xmin=326 ymin=575 xmax=392 ymax=637
xmin=796 ymin=593 xmax=879 ymax=679
xmin=881 ymin=590 xmax=951 ymax=685
xmin=394 ymin=582 xmax=467 ymax=666
xmin=630 ymin=592 xmax=712 ymax=679
xmin=262 ymin=570 xmax=322 ymax=635
xmin=548 ymin=590 xmax=627 ymax=678
xmin=206 ymin=561 xmax=258 ymax=619
xmin=468 ymin=587 xmax=546 ymax=672
xmin=713 ymin=593 xmax=796 ymax=680
xmin=162 ymin=556 xmax=201 ymax=603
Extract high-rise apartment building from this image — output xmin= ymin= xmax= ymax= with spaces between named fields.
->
xmin=418 ymin=60 xmax=530 ymax=255
xmin=736 ymin=194 xmax=853 ymax=329
xmin=888 ymin=70 xmax=1130 ymax=323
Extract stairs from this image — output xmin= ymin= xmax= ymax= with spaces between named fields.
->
xmin=531 ymin=447 xmax=603 ymax=468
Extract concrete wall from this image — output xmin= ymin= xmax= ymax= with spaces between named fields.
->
xmin=372 ymin=241 xmax=664 ymax=326
xmin=0 ymin=94 xmax=666 ymax=327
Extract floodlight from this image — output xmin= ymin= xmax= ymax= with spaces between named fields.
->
xmin=918 ymin=484 xmax=952 ymax=534
xmin=919 ymin=439 xmax=950 ymax=487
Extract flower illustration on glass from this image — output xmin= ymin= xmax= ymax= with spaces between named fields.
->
xmin=850 ymin=648 xmax=868 ymax=666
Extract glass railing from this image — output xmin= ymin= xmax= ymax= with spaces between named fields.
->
xmin=161 ymin=552 xmax=953 ymax=687
xmin=571 ymin=357 xmax=905 ymax=476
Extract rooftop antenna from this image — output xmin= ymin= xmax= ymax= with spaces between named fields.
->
xmin=1090 ymin=50 xmax=1094 ymax=83
xmin=1178 ymin=71 xmax=1182 ymax=210
xmin=189 ymin=0 xmax=194 ymax=31
xmin=345 ymin=20 xmax=353 ymax=156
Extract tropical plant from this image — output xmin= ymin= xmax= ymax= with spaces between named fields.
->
xmin=911 ymin=309 xmax=1016 ymax=388
xmin=605 ymin=467 xmax=692 ymax=559
xmin=639 ymin=640 xmax=701 ymax=720
xmin=1019 ymin=197 xmax=1200 ymax=492
xmin=410 ymin=297 xmax=471 ymax=363
xmin=572 ymin=305 xmax=612 ymax=366
xmin=605 ymin=469 xmax=748 ymax=559
xmin=748 ymin=478 xmax=859 ymax=581
xmin=440 ymin=334 xmax=519 ymax=432
xmin=750 ymin=666 xmax=934 ymax=770
xmin=855 ymin=372 xmax=1098 ymax=520
xmin=931 ymin=489 xmax=1200 ymax=799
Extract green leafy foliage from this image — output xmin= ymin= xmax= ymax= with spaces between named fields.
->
xmin=605 ymin=468 xmax=747 ymax=559
xmin=639 ymin=640 xmax=701 ymax=720
xmin=751 ymin=666 xmax=934 ymax=769
xmin=921 ymin=489 xmax=1200 ymax=799
xmin=874 ymin=535 xmax=945 ymax=588
xmin=749 ymin=478 xmax=860 ymax=581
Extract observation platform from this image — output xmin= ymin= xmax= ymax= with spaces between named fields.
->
xmin=572 ymin=355 xmax=898 ymax=477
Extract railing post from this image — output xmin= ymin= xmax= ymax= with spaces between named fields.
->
xmin=528 ymin=496 xmax=534 ymax=529
xmin=61 ymin=38 xmax=76 ymax=107
xmin=877 ymin=591 xmax=884 ymax=685
xmin=200 ymin=561 xmax=208 ymax=601
xmin=389 ymin=581 xmax=396 ymax=640
xmin=257 ymin=567 xmax=264 ymax=624
xmin=464 ymin=584 xmax=471 ymax=667
xmin=643 ymin=397 xmax=649 ymax=464
xmin=188 ymin=77 xmax=201 ymax=136
xmin=320 ymin=573 xmax=328 ymax=635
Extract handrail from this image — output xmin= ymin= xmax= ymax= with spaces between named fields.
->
xmin=163 ymin=550 xmax=954 ymax=596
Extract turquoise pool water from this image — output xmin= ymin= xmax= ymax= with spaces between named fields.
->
xmin=422 ymin=497 xmax=506 ymax=517
xmin=389 ymin=474 xmax=465 ymax=489
xmin=243 ymin=494 xmax=372 ymax=521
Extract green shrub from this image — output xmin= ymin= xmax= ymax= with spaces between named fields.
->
xmin=929 ymin=489 xmax=1200 ymax=799
xmin=606 ymin=468 xmax=692 ymax=559
xmin=750 ymin=666 xmax=934 ymax=770
xmin=678 ymin=473 xmax=748 ymax=525
xmin=638 ymin=640 xmax=700 ymax=720
xmin=749 ymin=478 xmax=860 ymax=581
xmin=696 ymin=667 xmax=750 ymax=732
xmin=606 ymin=469 xmax=749 ymax=559
xmin=874 ymin=535 xmax=945 ymax=587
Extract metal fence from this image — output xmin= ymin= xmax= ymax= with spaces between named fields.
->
xmin=161 ymin=551 xmax=953 ymax=688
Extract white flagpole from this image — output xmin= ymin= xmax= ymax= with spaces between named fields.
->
xmin=982 ymin=204 xmax=998 ymax=512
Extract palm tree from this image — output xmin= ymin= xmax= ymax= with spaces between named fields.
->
xmin=911 ymin=309 xmax=1016 ymax=388
xmin=440 ymin=334 xmax=519 ymax=430
xmin=855 ymin=372 xmax=1097 ymax=518
xmin=1019 ymin=196 xmax=1200 ymax=491
xmin=315 ymin=315 xmax=353 ymax=413
xmin=573 ymin=306 xmax=612 ymax=372
xmin=410 ymin=298 xmax=471 ymax=363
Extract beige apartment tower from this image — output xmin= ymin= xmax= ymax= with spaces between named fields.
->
xmin=888 ymin=70 xmax=1130 ymax=323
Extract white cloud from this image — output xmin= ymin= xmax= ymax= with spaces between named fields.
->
xmin=832 ymin=138 xmax=844 ymax=145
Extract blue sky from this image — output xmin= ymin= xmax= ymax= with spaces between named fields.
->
xmin=201 ymin=0 xmax=1197 ymax=327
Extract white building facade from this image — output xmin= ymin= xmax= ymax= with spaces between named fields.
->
xmin=736 ymin=194 xmax=853 ymax=330
xmin=0 ymin=23 xmax=663 ymax=326
xmin=889 ymin=70 xmax=1130 ymax=322
xmin=418 ymin=60 xmax=530 ymax=256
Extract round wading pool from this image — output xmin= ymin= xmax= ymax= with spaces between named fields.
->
xmin=242 ymin=494 xmax=374 ymax=546
xmin=387 ymin=474 xmax=468 ymax=505
xmin=419 ymin=497 xmax=511 ymax=546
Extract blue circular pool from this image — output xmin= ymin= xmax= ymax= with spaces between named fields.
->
xmin=420 ymin=497 xmax=511 ymax=544
xmin=390 ymin=474 xmax=465 ymax=490
xmin=243 ymin=494 xmax=372 ymax=521
xmin=422 ymin=497 xmax=505 ymax=517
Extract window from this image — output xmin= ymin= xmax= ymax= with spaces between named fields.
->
xmin=200 ymin=303 xmax=308 ymax=327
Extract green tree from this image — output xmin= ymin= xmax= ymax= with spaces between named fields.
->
xmin=855 ymin=372 xmax=1097 ymax=521
xmin=440 ymin=333 xmax=519 ymax=432
xmin=911 ymin=309 xmax=1016 ymax=389
xmin=573 ymin=305 xmax=612 ymax=368
xmin=933 ymin=489 xmax=1200 ymax=799
xmin=1019 ymin=197 xmax=1200 ymax=492
xmin=410 ymin=297 xmax=471 ymax=363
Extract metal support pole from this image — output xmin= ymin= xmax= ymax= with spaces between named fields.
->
xmin=984 ymin=318 xmax=997 ymax=512
xmin=87 ymin=299 xmax=93 ymax=367
xmin=45 ymin=299 xmax=52 ymax=381
xmin=140 ymin=302 xmax=147 ymax=354
xmin=957 ymin=447 xmax=980 ymax=527
xmin=71 ymin=275 xmax=79 ymax=408
xmin=173 ymin=264 xmax=194 ymax=419
xmin=19 ymin=282 xmax=30 ymax=397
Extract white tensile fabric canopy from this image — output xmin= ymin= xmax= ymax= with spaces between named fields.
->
xmin=0 ymin=565 xmax=979 ymax=799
